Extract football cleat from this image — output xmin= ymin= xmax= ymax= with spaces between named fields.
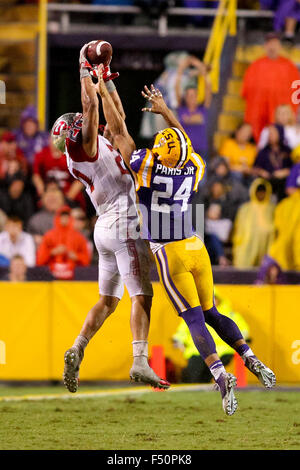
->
xmin=63 ymin=347 xmax=83 ymax=393
xmin=215 ymin=373 xmax=238 ymax=416
xmin=130 ymin=364 xmax=170 ymax=390
xmin=244 ymin=356 xmax=276 ymax=389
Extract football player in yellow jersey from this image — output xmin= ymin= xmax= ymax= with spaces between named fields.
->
xmin=99 ymin=72 xmax=276 ymax=415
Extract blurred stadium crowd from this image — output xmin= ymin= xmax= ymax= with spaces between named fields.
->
xmin=1 ymin=1 xmax=300 ymax=285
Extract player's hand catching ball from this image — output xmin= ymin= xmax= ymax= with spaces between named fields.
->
xmin=79 ymin=42 xmax=119 ymax=81
xmin=141 ymin=85 xmax=167 ymax=115
xmin=79 ymin=42 xmax=98 ymax=78
xmin=96 ymin=64 xmax=106 ymax=96
xmin=102 ymin=65 xmax=119 ymax=83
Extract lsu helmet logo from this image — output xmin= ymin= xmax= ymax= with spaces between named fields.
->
xmin=152 ymin=127 xmax=192 ymax=169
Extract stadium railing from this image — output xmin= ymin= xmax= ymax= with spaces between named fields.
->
xmin=46 ymin=3 xmax=274 ymax=36
xmin=196 ymin=0 xmax=237 ymax=102
xmin=37 ymin=1 xmax=274 ymax=128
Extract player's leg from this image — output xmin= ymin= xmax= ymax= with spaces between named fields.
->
xmin=63 ymin=226 xmax=123 ymax=393
xmin=155 ymin=241 xmax=237 ymax=415
xmin=193 ymin=241 xmax=276 ymax=389
xmin=129 ymin=294 xmax=169 ymax=389
xmin=116 ymin=238 xmax=170 ymax=389
xmin=78 ymin=294 xmax=119 ymax=341
xmin=63 ymin=294 xmax=119 ymax=393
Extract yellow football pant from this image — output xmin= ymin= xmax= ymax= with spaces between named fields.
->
xmin=154 ymin=236 xmax=214 ymax=314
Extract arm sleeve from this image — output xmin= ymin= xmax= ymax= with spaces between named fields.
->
xmin=130 ymin=148 xmax=148 ymax=174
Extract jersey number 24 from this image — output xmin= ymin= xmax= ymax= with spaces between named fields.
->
xmin=151 ymin=175 xmax=193 ymax=213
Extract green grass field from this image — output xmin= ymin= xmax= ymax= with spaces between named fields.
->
xmin=0 ymin=385 xmax=299 ymax=450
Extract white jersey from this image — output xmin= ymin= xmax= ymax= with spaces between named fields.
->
xmin=63 ymin=116 xmax=152 ymax=299
xmin=65 ymin=123 xmax=139 ymax=232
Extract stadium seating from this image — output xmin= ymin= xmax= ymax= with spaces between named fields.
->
xmin=214 ymin=43 xmax=300 ymax=152
xmin=0 ymin=5 xmax=38 ymax=134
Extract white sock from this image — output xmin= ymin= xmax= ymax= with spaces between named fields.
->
xmin=132 ymin=340 xmax=148 ymax=367
xmin=242 ymin=348 xmax=255 ymax=360
xmin=73 ymin=335 xmax=89 ymax=352
xmin=209 ymin=360 xmax=226 ymax=381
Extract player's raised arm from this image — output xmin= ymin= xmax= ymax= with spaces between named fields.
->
xmin=142 ymin=84 xmax=197 ymax=154
xmin=79 ymin=44 xmax=100 ymax=158
xmin=109 ymin=87 xmax=126 ymax=121
xmin=97 ymin=65 xmax=136 ymax=168
xmin=97 ymin=64 xmax=124 ymax=136
xmin=142 ymin=85 xmax=187 ymax=136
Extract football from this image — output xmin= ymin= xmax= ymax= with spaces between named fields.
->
xmin=86 ymin=40 xmax=113 ymax=66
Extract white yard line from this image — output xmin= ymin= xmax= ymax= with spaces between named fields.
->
xmin=0 ymin=384 xmax=213 ymax=403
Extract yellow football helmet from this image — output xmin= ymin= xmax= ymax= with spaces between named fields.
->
xmin=151 ymin=127 xmax=192 ymax=168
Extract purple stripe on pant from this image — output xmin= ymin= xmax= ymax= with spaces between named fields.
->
xmin=156 ymin=251 xmax=181 ymax=313
xmin=161 ymin=247 xmax=191 ymax=311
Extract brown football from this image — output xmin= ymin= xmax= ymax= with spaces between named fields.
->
xmin=86 ymin=40 xmax=113 ymax=66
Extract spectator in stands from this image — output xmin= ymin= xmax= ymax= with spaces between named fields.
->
xmin=0 ymin=174 xmax=35 ymax=227
xmin=71 ymin=207 xmax=92 ymax=240
xmin=203 ymin=179 xmax=240 ymax=266
xmin=173 ymin=288 xmax=250 ymax=383
xmin=202 ymin=157 xmax=249 ymax=220
xmin=257 ymin=178 xmax=300 ymax=282
xmin=0 ymin=131 xmax=27 ymax=183
xmin=175 ymin=55 xmax=212 ymax=158
xmin=204 ymin=180 xmax=228 ymax=216
xmin=32 ymin=137 xmax=84 ymax=208
xmin=71 ymin=207 xmax=94 ymax=257
xmin=286 ymin=161 xmax=300 ymax=194
xmin=273 ymin=0 xmax=300 ymax=46
xmin=14 ymin=105 xmax=49 ymax=167
xmin=232 ymin=179 xmax=275 ymax=268
xmin=27 ymin=182 xmax=65 ymax=246
xmin=219 ymin=123 xmax=257 ymax=183
xmin=205 ymin=203 xmax=232 ymax=267
xmin=182 ymin=1 xmax=218 ymax=27
xmin=7 ymin=255 xmax=28 ymax=282
xmin=260 ymin=0 xmax=278 ymax=8
xmin=253 ymin=124 xmax=293 ymax=201
xmin=140 ymin=51 xmax=190 ymax=139
xmin=291 ymin=143 xmax=300 ymax=163
xmin=204 ymin=232 xmax=228 ymax=267
xmin=258 ymin=104 xmax=300 ymax=151
xmin=0 ymin=216 xmax=36 ymax=267
xmin=242 ymin=32 xmax=300 ymax=142
xmin=37 ymin=205 xmax=91 ymax=280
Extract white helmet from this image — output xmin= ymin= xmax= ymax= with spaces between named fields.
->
xmin=51 ymin=113 xmax=78 ymax=153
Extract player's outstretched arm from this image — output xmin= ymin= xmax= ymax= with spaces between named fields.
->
xmin=79 ymin=44 xmax=100 ymax=158
xmin=97 ymin=65 xmax=136 ymax=167
xmin=142 ymin=85 xmax=186 ymax=135
xmin=97 ymin=64 xmax=125 ymax=137
xmin=109 ymin=88 xmax=126 ymax=121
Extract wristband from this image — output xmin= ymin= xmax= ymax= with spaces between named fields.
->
xmin=105 ymin=80 xmax=116 ymax=93
xmin=80 ymin=68 xmax=90 ymax=80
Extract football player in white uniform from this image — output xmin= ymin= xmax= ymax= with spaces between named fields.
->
xmin=51 ymin=43 xmax=170 ymax=393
